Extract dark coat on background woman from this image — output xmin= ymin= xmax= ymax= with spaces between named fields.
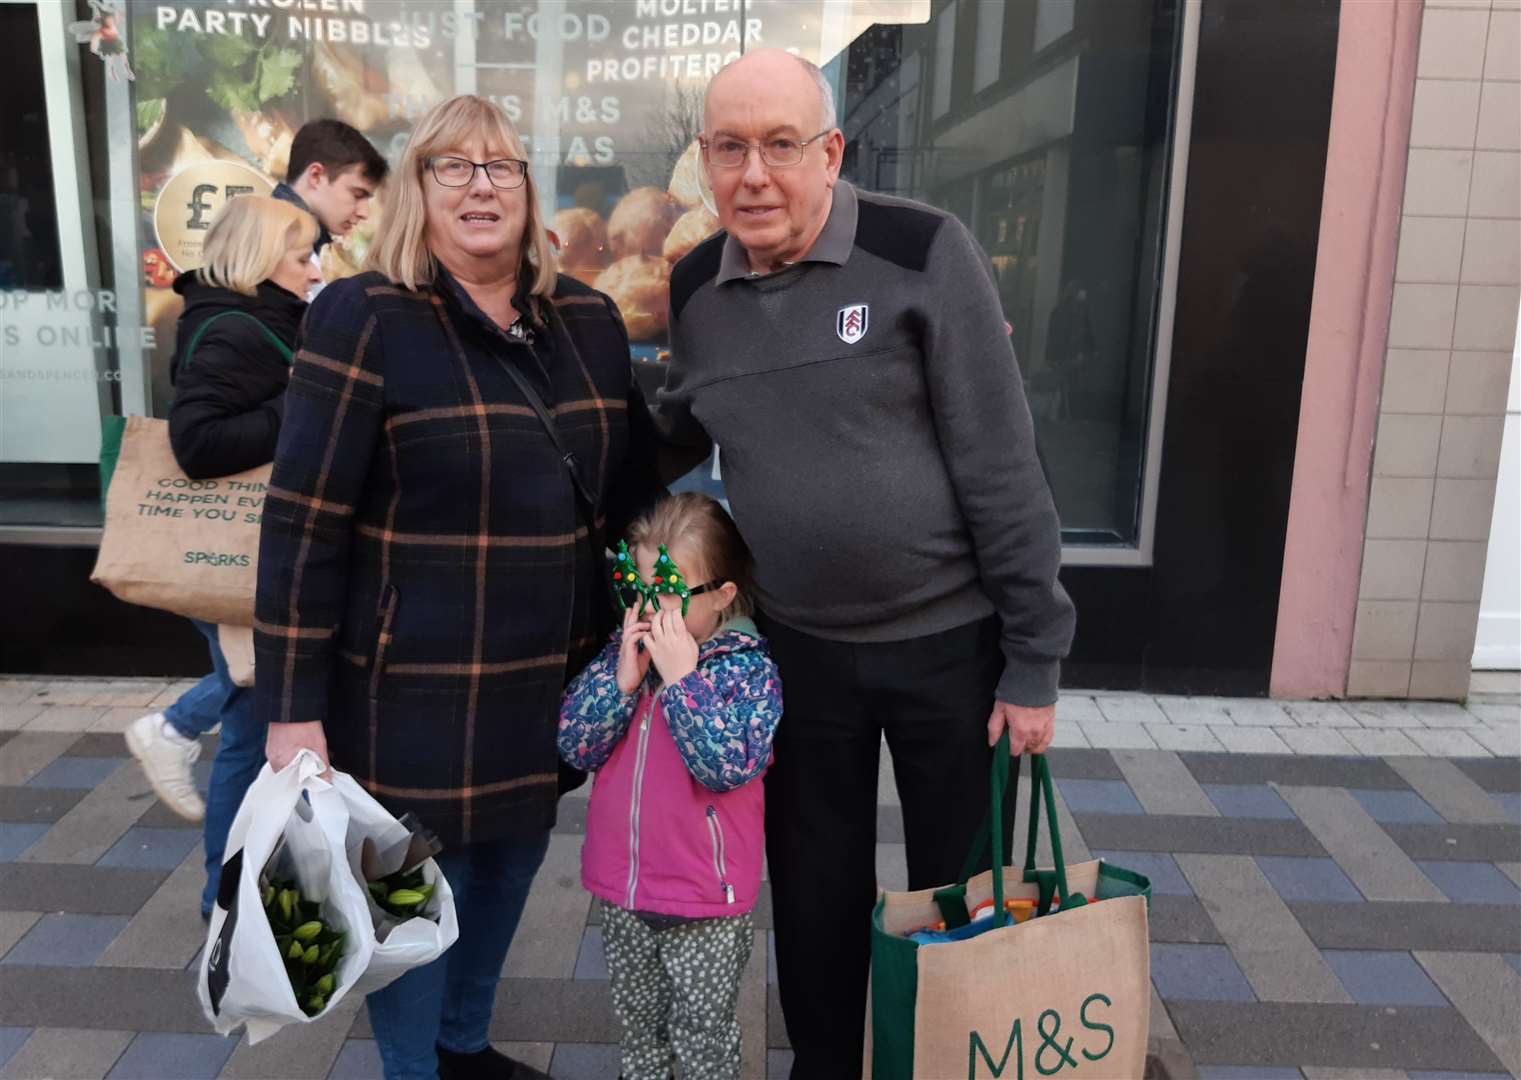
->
xmin=253 ymin=269 xmax=662 ymax=846
xmin=167 ymin=272 xmax=303 ymax=479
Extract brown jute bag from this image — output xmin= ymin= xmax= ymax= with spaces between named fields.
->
xmin=91 ymin=416 xmax=268 ymax=626
xmin=870 ymin=746 xmax=1152 ymax=1079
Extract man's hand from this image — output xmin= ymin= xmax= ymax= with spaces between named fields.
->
xmin=987 ymin=700 xmax=1056 ymax=756
xmin=266 ymin=720 xmax=330 ymax=775
xmin=616 ymin=606 xmax=653 ymax=694
xmin=645 ymin=608 xmax=699 ymax=686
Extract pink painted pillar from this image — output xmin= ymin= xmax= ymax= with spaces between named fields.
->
xmin=1270 ymin=0 xmax=1424 ymax=700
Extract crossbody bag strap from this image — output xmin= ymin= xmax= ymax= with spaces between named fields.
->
xmin=489 ymin=350 xmax=599 ymax=516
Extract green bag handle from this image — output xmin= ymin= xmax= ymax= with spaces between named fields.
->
xmin=935 ymin=738 xmax=1085 ymax=931
xmin=179 ymin=310 xmax=295 ymax=369
xmin=99 ymin=311 xmax=294 ymax=503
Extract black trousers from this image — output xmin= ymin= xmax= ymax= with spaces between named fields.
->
xmin=759 ymin=613 xmax=1010 ymax=1080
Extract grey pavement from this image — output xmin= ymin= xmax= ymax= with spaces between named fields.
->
xmin=0 ymin=674 xmax=1517 ymax=1078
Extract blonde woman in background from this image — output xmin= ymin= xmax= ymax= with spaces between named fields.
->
xmin=126 ymin=194 xmax=321 ymax=921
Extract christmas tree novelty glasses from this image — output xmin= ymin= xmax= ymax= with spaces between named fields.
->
xmin=611 ymin=540 xmax=720 ymax=617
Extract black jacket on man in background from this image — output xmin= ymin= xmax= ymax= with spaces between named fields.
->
xmin=166 ymin=272 xmax=304 ymax=479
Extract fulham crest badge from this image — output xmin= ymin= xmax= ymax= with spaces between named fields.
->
xmin=836 ymin=303 xmax=869 ymax=344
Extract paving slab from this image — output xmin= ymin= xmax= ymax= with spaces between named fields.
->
xmin=24 ymin=707 xmax=114 ymax=734
xmin=1381 ymin=822 xmax=1521 ymax=862
xmin=1300 ymin=1068 xmax=1406 ymax=1079
xmin=1047 ymin=722 xmax=1091 ymax=749
xmin=1055 ymin=694 xmax=1104 ymax=724
xmin=1094 ymin=850 xmax=1194 ymax=896
xmin=1175 ymin=854 xmax=1351 ymax=1004
xmin=1043 ymin=747 xmax=1125 ymax=780
xmin=1403 ymin=729 xmax=1493 ymax=758
xmin=1414 ymin=952 xmax=1521 ymax=1077
xmin=0 ymin=864 xmax=167 ymax=916
xmin=97 ymin=845 xmax=206 ymax=970
xmin=1276 ymin=787 xmax=1445 ymax=901
xmin=86 ymin=683 xmax=169 ymax=710
xmin=1282 ymin=702 xmax=1360 ymax=729
xmin=1149 ymin=724 xmax=1229 ymax=753
xmin=1098 ymin=696 xmax=1170 ymax=725
xmin=1471 ymin=724 xmax=1521 ymax=756
xmin=0 ymin=912 xmax=40 ymax=964
xmin=1167 ymin=1002 xmax=1506 ymax=1073
xmin=0 ymin=705 xmax=45 ymax=731
xmin=1075 ymin=814 xmax=1324 ymax=857
xmin=738 ymin=928 xmax=767 ymax=1080
xmin=104 ymin=1031 xmax=235 ymax=1079
xmin=1289 ymin=900 xmax=1521 ymax=952
xmin=1277 ymin=729 xmax=1361 ymax=755
xmin=1151 ymin=943 xmax=1255 ymax=1002
xmin=0 ymin=733 xmax=80 ymax=787
xmin=1456 ymin=758 xmax=1521 ymax=793
xmin=1254 ymin=857 xmax=1364 ymax=903
xmin=216 ymin=995 xmax=361 ymax=1079
xmin=17 ymin=762 xmax=157 ymax=865
xmin=1320 ymin=949 xmax=1448 ymax=1006
xmin=1347 ymin=788 xmax=1445 ymax=825
xmin=0 ymin=683 xmax=43 ymax=707
xmin=1416 ymin=859 xmax=1521 ymax=903
xmin=1180 ymin=754 xmax=1411 ymax=790
xmin=1 ymin=913 xmax=130 ymax=967
xmin=1112 ymin=751 xmax=1219 ymax=817
xmin=1382 ymin=758 xmax=1508 ymax=824
xmin=1158 ymin=698 xmax=1233 ymax=726
xmin=1222 ymin=701 xmax=1293 ymax=728
xmin=1497 ymin=861 xmax=1521 ymax=888
xmin=503 ymin=835 xmax=590 ymax=979
xmin=0 ymin=1027 xmax=134 ymax=1080
xmin=1148 ymin=896 xmax=1227 ymax=945
xmin=1079 ymin=721 xmax=1158 ymax=750
xmin=1203 ymin=784 xmax=1297 ymax=820
xmin=1210 ymin=727 xmax=1293 ymax=754
xmin=1342 ymin=729 xmax=1426 ymax=756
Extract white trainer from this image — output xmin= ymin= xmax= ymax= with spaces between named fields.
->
xmin=125 ymin=712 xmax=205 ymax=822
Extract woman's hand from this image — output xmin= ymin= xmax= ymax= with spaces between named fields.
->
xmin=266 ymin=721 xmax=331 ymax=775
xmin=645 ymin=607 xmax=699 ymax=686
xmin=616 ymin=606 xmax=653 ymax=694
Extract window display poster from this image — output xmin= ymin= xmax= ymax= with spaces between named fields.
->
xmin=126 ymin=0 xmax=925 ymax=411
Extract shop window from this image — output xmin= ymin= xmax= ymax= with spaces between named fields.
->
xmin=6 ymin=0 xmax=1189 ymax=559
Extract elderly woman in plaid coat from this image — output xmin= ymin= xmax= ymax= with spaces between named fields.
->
xmin=253 ymin=96 xmax=661 ymax=1080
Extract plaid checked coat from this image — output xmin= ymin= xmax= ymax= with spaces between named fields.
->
xmin=253 ymin=268 xmax=661 ymax=846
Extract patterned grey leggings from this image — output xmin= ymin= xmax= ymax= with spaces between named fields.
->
xmin=600 ymin=901 xmax=756 ymax=1080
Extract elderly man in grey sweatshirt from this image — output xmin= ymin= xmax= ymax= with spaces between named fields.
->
xmin=658 ymin=48 xmax=1076 ymax=1079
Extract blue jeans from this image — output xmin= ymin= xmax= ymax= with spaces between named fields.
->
xmin=366 ymin=829 xmax=552 ymax=1080
xmin=164 ymin=618 xmax=266 ymax=916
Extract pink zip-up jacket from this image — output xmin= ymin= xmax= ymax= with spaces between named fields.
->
xmin=558 ymin=617 xmax=783 ymax=919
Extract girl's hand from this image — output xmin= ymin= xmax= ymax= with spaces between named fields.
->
xmin=615 ymin=606 xmax=653 ymax=694
xmin=645 ymin=607 xmax=699 ymax=686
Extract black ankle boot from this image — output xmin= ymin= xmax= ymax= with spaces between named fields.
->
xmin=436 ymin=1044 xmax=551 ymax=1080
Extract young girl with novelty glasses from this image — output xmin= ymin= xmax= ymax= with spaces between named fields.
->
xmin=559 ymin=493 xmax=783 ymax=1080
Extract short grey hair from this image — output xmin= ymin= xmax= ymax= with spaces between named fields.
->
xmin=799 ymin=56 xmax=838 ymax=131
xmin=706 ymin=51 xmax=838 ymax=133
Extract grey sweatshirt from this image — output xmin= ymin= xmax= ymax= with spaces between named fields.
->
xmin=659 ymin=183 xmax=1075 ymax=706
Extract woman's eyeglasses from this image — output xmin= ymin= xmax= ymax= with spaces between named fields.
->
xmin=426 ymin=156 xmax=528 ymax=190
xmin=611 ymin=541 xmax=720 ymax=617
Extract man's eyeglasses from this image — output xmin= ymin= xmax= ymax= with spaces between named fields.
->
xmin=700 ymin=130 xmax=833 ymax=169
xmin=426 ymin=156 xmax=529 ymax=190
xmin=611 ymin=541 xmax=720 ymax=617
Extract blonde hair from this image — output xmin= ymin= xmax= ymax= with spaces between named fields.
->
xmin=627 ymin=493 xmax=756 ymax=621
xmin=196 ymin=195 xmax=317 ymax=296
xmin=367 ymin=95 xmax=559 ymax=297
